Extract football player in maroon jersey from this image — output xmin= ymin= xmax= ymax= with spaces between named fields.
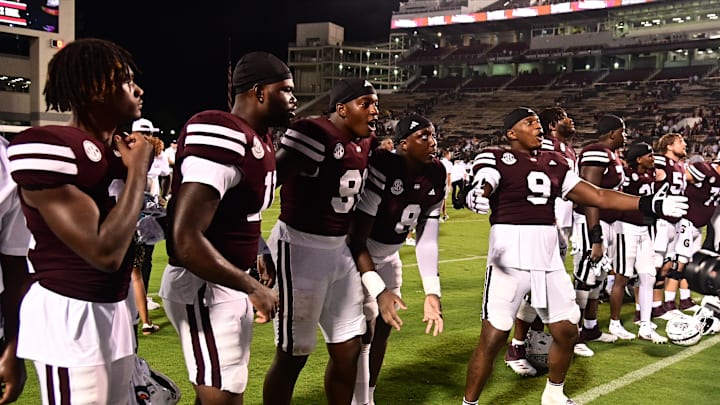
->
xmin=461 ymin=108 xmax=687 ymax=405
xmin=264 ymin=78 xmax=378 ymax=405
xmin=159 ymin=52 xmax=293 ymax=405
xmin=652 ymin=133 xmax=692 ymax=318
xmin=7 ymin=38 xmax=152 ymax=405
xmin=348 ymin=115 xmax=445 ymax=405
xmin=574 ymin=115 xmax=629 ymax=344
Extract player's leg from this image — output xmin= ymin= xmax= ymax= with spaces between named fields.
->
xmin=608 ymin=226 xmax=636 ymax=340
xmin=265 ymin=237 xmax=330 ymax=404
xmin=463 ymin=265 xmax=527 ymax=403
xmin=504 ymin=298 xmax=538 ymax=377
xmin=355 ymin=256 xmax=403 ymax=404
xmin=34 ymin=355 xmax=134 ymax=405
xmin=321 ymin=244 xmax=366 ymax=405
xmin=540 ymin=270 xmax=581 ymax=405
xmin=163 ymin=293 xmax=253 ymax=405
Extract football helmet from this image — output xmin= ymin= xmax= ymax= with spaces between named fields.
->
xmin=525 ymin=330 xmax=553 ymax=369
xmin=665 ymin=314 xmax=703 ymax=346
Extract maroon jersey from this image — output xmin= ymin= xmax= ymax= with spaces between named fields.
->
xmin=654 ymin=154 xmax=687 ymax=224
xmin=279 ymin=117 xmax=372 ymax=236
xmin=685 ymin=161 xmax=720 ymax=228
xmin=472 ymin=148 xmax=573 ymax=226
xmin=357 ymin=149 xmax=446 ymax=244
xmin=541 ymin=137 xmax=577 ymax=173
xmin=166 ymin=110 xmax=276 ymax=270
xmin=8 ymin=126 xmax=131 ymax=303
xmin=575 ymin=142 xmax=624 ymax=223
xmin=619 ymin=166 xmax=655 ymax=226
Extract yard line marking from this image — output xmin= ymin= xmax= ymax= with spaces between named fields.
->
xmin=575 ymin=334 xmax=720 ymax=404
xmin=403 ymin=255 xmax=486 ymax=267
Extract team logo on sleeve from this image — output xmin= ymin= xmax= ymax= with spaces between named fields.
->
xmin=251 ymin=137 xmax=265 ymax=159
xmin=501 ymin=152 xmax=517 ymax=166
xmin=333 ymin=143 xmax=345 ymax=159
xmin=391 ymin=179 xmax=404 ymax=195
xmin=83 ymin=140 xmax=102 ymax=162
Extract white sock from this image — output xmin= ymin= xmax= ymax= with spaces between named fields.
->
xmin=369 ymin=386 xmax=376 ymax=405
xmin=543 ymin=379 xmax=566 ymax=399
xmin=462 ymin=397 xmax=479 ymax=405
xmin=610 ymin=319 xmax=622 ymax=328
xmin=584 ymin=318 xmax=597 ymax=329
xmin=680 ymin=288 xmax=691 ymax=300
xmin=352 ymin=344 xmax=371 ymax=405
xmin=511 ymin=338 xmax=525 ymax=346
xmin=652 ymin=300 xmax=661 ymax=308
xmin=664 ymin=291 xmax=676 ymax=302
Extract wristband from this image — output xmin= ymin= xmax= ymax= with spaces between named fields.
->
xmin=421 ymin=276 xmax=442 ymax=297
xmin=588 ymin=224 xmax=603 ymax=244
xmin=361 ymin=271 xmax=386 ymax=299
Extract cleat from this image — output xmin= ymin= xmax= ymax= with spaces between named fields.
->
xmin=147 ymin=296 xmax=161 ymax=311
xmin=405 ymin=237 xmax=416 ymax=246
xmin=573 ymin=343 xmax=594 ymax=357
xmin=542 ymin=391 xmax=577 ymax=405
xmin=659 ymin=301 xmax=683 ymax=320
xmin=679 ymin=297 xmax=700 ymax=312
xmin=142 ymin=322 xmax=160 ymax=335
xmin=580 ymin=324 xmax=618 ymax=343
xmin=638 ymin=325 xmax=668 ymax=344
xmin=652 ymin=305 xmax=667 ymax=319
xmin=609 ymin=322 xmax=636 ymax=340
xmin=504 ymin=343 xmax=537 ymax=377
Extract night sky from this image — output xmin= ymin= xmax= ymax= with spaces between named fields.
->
xmin=74 ymin=0 xmax=402 ymax=135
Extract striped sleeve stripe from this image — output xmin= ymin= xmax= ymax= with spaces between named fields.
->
xmin=7 ymin=143 xmax=76 ymax=159
xmin=580 ymin=154 xmax=610 ymax=164
xmin=368 ymin=174 xmax=384 ymax=191
xmin=9 ymin=157 xmax=78 ymax=175
xmin=185 ymin=135 xmax=245 ymax=156
xmin=186 ymin=123 xmax=247 ymax=145
xmin=368 ymin=165 xmax=386 ymax=190
xmin=281 ymin=137 xmax=324 ymax=162
xmin=654 ymin=156 xmax=667 ymax=166
xmin=283 ymin=129 xmax=325 ymax=154
xmin=541 ymin=139 xmax=554 ymax=150
xmin=688 ymin=165 xmax=706 ymax=182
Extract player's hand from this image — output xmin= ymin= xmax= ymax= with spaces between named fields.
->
xmin=248 ymin=284 xmax=278 ymax=324
xmin=639 ymin=182 xmax=688 ymax=217
xmin=465 ymin=186 xmax=489 ymax=214
xmin=257 ymin=253 xmax=276 ymax=288
xmin=114 ymin=132 xmax=153 ymax=173
xmin=422 ymin=294 xmax=444 ymax=336
xmin=590 ymin=243 xmax=604 ymax=263
xmin=0 ymin=348 xmax=26 ymax=405
xmin=377 ymin=290 xmax=407 ymax=331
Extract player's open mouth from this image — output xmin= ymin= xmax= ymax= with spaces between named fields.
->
xmin=368 ymin=120 xmax=378 ymax=131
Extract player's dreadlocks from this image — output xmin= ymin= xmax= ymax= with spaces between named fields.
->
xmin=538 ymin=106 xmax=567 ymax=136
xmin=44 ymin=38 xmax=139 ymax=112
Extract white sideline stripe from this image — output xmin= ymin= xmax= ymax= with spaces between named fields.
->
xmin=404 ymin=255 xmax=485 ymax=267
xmin=575 ymin=334 xmax=720 ymax=404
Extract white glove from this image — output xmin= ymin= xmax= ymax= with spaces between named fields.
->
xmin=465 ymin=186 xmax=490 ymax=214
xmin=639 ymin=182 xmax=688 ymax=218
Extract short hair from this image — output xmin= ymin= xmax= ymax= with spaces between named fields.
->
xmin=657 ymin=133 xmax=683 ymax=153
xmin=44 ymin=38 xmax=138 ymax=112
xmin=538 ymin=107 xmax=566 ymax=136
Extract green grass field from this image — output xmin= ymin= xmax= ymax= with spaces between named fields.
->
xmin=13 ymin=200 xmax=720 ymax=404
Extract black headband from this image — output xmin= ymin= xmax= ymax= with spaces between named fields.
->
xmin=395 ymin=115 xmax=432 ymax=142
xmin=503 ymin=107 xmax=537 ymax=132
xmin=328 ymin=78 xmax=377 ymax=112
xmin=232 ymin=51 xmax=292 ymax=93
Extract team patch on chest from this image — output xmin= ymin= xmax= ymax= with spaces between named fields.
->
xmin=333 ymin=143 xmax=345 ymax=159
xmin=501 ymin=152 xmax=516 ymax=165
xmin=251 ymin=137 xmax=265 ymax=159
xmin=391 ymin=179 xmax=404 ymax=195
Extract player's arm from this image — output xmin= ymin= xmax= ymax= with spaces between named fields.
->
xmin=0 ymin=255 xmax=29 ymax=405
xmin=566 ymin=178 xmax=687 ymax=219
xmin=578 ymin=165 xmax=605 ymax=261
xmin=172 ymin=161 xmax=277 ymax=320
xmin=347 ymin=204 xmax=407 ymax=331
xmin=20 ymin=133 xmax=152 ymax=272
xmin=414 ymin=205 xmax=444 ymax=336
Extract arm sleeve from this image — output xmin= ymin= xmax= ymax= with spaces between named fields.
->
xmin=181 ymin=156 xmax=242 ymax=198
xmin=415 ymin=217 xmax=441 ymax=296
xmin=562 ymin=170 xmax=583 ymax=199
